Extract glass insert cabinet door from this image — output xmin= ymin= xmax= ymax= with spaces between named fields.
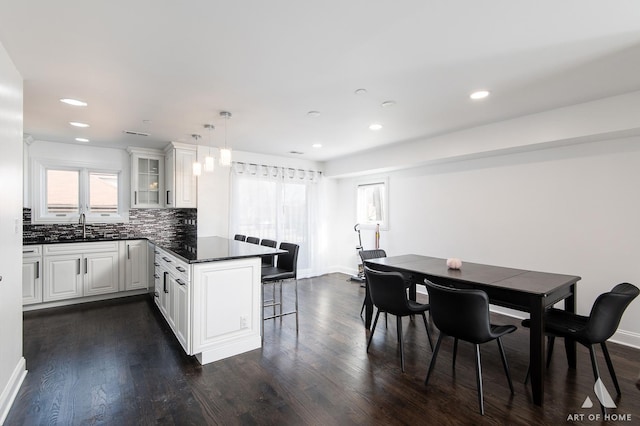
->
xmin=128 ymin=148 xmax=165 ymax=208
xmin=137 ymin=158 xmax=160 ymax=205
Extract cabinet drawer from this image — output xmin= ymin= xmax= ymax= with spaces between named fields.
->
xmin=23 ymin=245 xmax=42 ymax=256
xmin=44 ymin=241 xmax=120 ymax=256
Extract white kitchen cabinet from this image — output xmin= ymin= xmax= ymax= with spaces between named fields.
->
xmin=43 ymin=242 xmax=120 ymax=302
xmin=22 ymin=246 xmax=42 ymax=305
xmin=43 ymin=254 xmax=84 ymax=301
xmin=124 ymin=240 xmax=148 ymax=291
xmin=164 ymin=142 xmax=197 ymax=208
xmin=128 ymin=147 xmax=165 ymax=208
xmin=155 ymin=247 xmax=190 ymax=353
xmin=172 ymin=273 xmax=189 ymax=349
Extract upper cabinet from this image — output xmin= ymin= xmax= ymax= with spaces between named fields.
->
xmin=164 ymin=142 xmax=197 ymax=208
xmin=127 ymin=148 xmax=165 ymax=208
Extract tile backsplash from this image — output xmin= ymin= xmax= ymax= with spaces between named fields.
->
xmin=23 ymin=208 xmax=197 ymax=248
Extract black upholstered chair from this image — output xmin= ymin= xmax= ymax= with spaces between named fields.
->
xmin=364 ymin=267 xmax=433 ymax=372
xmin=424 ymin=281 xmax=516 ymax=415
xmin=246 ymin=236 xmax=260 ymax=244
xmin=262 ymin=242 xmax=300 ymax=332
xmin=234 ymin=234 xmax=246 ymax=241
xmin=522 ymin=282 xmax=639 ymax=411
xmin=260 ymin=238 xmax=277 ymax=267
xmin=359 ymin=249 xmax=387 ymax=317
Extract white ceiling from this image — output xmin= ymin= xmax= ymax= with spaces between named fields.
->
xmin=1 ymin=1 xmax=640 ymax=161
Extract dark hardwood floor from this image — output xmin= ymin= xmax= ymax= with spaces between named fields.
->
xmin=6 ymin=273 xmax=640 ymax=425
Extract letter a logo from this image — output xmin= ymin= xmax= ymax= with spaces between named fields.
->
xmin=582 ymin=378 xmax=617 ymax=409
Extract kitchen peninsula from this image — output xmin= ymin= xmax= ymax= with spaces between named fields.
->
xmin=153 ymin=236 xmax=283 ymax=364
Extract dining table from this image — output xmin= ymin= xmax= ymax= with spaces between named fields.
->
xmin=364 ymin=254 xmax=581 ymax=407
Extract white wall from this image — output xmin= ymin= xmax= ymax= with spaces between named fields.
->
xmin=329 ymin=137 xmax=640 ymax=347
xmin=0 ymin=41 xmax=26 ymax=424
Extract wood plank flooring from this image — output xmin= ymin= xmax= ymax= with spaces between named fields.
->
xmin=6 ymin=273 xmax=640 ymax=425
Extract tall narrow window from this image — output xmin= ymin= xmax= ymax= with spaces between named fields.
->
xmin=46 ymin=169 xmax=79 ymax=215
xmin=357 ymin=180 xmax=388 ymax=229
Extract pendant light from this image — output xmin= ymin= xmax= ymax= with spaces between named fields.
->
xmin=203 ymin=124 xmax=215 ymax=172
xmin=219 ymin=111 xmax=232 ymax=167
xmin=191 ymin=134 xmax=202 ymax=176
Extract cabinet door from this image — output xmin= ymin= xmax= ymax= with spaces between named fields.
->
xmin=153 ymin=270 xmax=162 ymax=308
xmin=22 ymin=258 xmax=42 ymax=305
xmin=173 ymin=278 xmax=189 ymax=351
xmin=84 ymin=252 xmax=120 ymax=296
xmin=174 ymin=148 xmax=197 ymax=208
xmin=130 ymin=152 xmax=165 ymax=208
xmin=125 ymin=240 xmax=148 ymax=290
xmin=44 ymin=255 xmax=83 ymax=301
xmin=166 ymin=274 xmax=178 ymax=329
xmin=160 ymin=270 xmax=171 ymax=318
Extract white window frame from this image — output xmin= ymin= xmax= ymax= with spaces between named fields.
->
xmin=31 ymin=158 xmax=125 ymax=224
xmin=356 ymin=177 xmax=389 ymax=230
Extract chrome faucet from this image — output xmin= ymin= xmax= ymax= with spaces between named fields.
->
xmin=79 ymin=212 xmax=86 ymax=239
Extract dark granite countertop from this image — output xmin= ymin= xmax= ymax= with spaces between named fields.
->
xmin=159 ymin=236 xmax=284 ymax=264
xmin=25 ymin=235 xmax=283 ymax=264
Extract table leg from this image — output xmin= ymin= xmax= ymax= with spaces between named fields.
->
xmin=530 ymin=298 xmax=545 ymax=406
xmin=564 ymin=283 xmax=577 ymax=369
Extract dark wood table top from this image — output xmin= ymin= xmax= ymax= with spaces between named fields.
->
xmin=365 ymin=255 xmax=581 ymax=297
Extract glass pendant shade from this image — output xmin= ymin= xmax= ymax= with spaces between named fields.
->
xmin=219 ymin=148 xmax=232 ymax=167
xmin=192 ymin=161 xmax=202 ymax=176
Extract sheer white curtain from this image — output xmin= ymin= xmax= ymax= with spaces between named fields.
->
xmin=229 ymin=163 xmax=326 ymax=277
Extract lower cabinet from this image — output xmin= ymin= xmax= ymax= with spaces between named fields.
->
xmin=43 ymin=250 xmax=119 ymax=301
xmin=22 ymin=246 xmax=42 ymax=305
xmin=155 ymin=248 xmax=190 ymax=353
xmin=125 ymin=240 xmax=148 ymax=291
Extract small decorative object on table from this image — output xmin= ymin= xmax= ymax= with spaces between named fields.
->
xmin=446 ymin=258 xmax=462 ymax=270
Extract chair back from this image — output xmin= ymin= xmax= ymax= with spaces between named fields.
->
xmin=277 ymin=242 xmax=299 ymax=278
xmin=364 ymin=267 xmax=412 ymax=316
xmin=425 ymin=281 xmax=494 ymax=344
xmin=260 ymin=239 xmax=277 ymax=266
xmin=246 ymin=236 xmax=260 ymax=244
xmin=359 ymin=249 xmax=387 ymax=263
xmin=234 ymin=234 xmax=246 ymax=241
xmin=584 ymin=282 xmax=639 ymax=343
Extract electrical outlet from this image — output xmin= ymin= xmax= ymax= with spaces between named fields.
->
xmin=240 ymin=316 xmax=248 ymax=329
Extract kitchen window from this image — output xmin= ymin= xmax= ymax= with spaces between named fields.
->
xmin=33 ymin=160 xmax=124 ymax=223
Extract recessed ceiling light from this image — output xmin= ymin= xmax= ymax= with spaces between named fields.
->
xmin=75 ymin=137 xmax=90 ymax=142
xmin=60 ymin=98 xmax=87 ymax=107
xmin=354 ymin=88 xmax=368 ymax=95
xmin=369 ymin=123 xmax=383 ymax=131
xmin=69 ymin=121 xmax=90 ymax=128
xmin=470 ymin=90 xmax=490 ymax=100
xmin=307 ymin=111 xmax=320 ymax=117
xmin=312 ymin=143 xmax=322 ymax=148
xmin=381 ymin=100 xmax=396 ymax=108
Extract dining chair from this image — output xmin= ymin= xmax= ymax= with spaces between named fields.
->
xmin=261 ymin=242 xmax=300 ymax=332
xmin=522 ymin=282 xmax=638 ymax=412
xmin=364 ymin=267 xmax=433 ymax=372
xmin=424 ymin=281 xmax=516 ymax=415
xmin=359 ymin=249 xmax=387 ymax=317
xmin=260 ymin=238 xmax=277 ymax=267
xmin=234 ymin=234 xmax=246 ymax=241
xmin=246 ymin=236 xmax=260 ymax=244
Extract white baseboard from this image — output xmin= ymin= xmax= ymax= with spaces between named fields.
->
xmin=0 ymin=357 xmax=27 ymax=426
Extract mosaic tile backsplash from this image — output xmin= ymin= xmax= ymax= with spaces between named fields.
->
xmin=23 ymin=208 xmax=197 ymax=249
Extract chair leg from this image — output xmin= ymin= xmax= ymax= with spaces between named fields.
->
xmin=279 ymin=280 xmax=283 ymax=323
xmin=474 ymin=344 xmax=485 ymax=416
xmin=367 ymin=310 xmax=381 ymax=352
xmin=547 ymin=336 xmax=555 ymax=368
xmin=497 ymin=337 xmax=514 ymax=395
xmin=294 ymin=279 xmax=299 ymax=333
xmin=589 ymin=345 xmax=606 ymax=416
xmin=452 ymin=338 xmax=458 ymax=370
xmin=601 ymin=342 xmax=621 ymax=395
xmin=420 ymin=313 xmax=433 ymax=350
xmin=425 ymin=333 xmax=444 ymax=386
xmin=360 ymin=297 xmax=366 ymax=317
xmin=397 ymin=316 xmax=405 ymax=372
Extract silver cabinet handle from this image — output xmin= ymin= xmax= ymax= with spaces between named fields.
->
xmin=176 ymin=278 xmax=186 ymax=286
xmin=154 ymin=262 xmax=160 ymax=267
xmin=77 ymin=258 xmax=81 ymax=275
xmin=23 ymin=249 xmax=35 ymax=253
xmin=162 ymin=257 xmax=172 ymax=263
xmin=154 ymin=273 xmax=160 ymax=279
xmin=154 ymin=291 xmax=159 ymax=298
xmin=84 ymin=257 xmax=88 ymax=274
xmin=176 ymin=266 xmax=186 ymax=272
xmin=127 ymin=245 xmax=130 ymax=259
xmin=36 ymin=261 xmax=40 ymax=279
